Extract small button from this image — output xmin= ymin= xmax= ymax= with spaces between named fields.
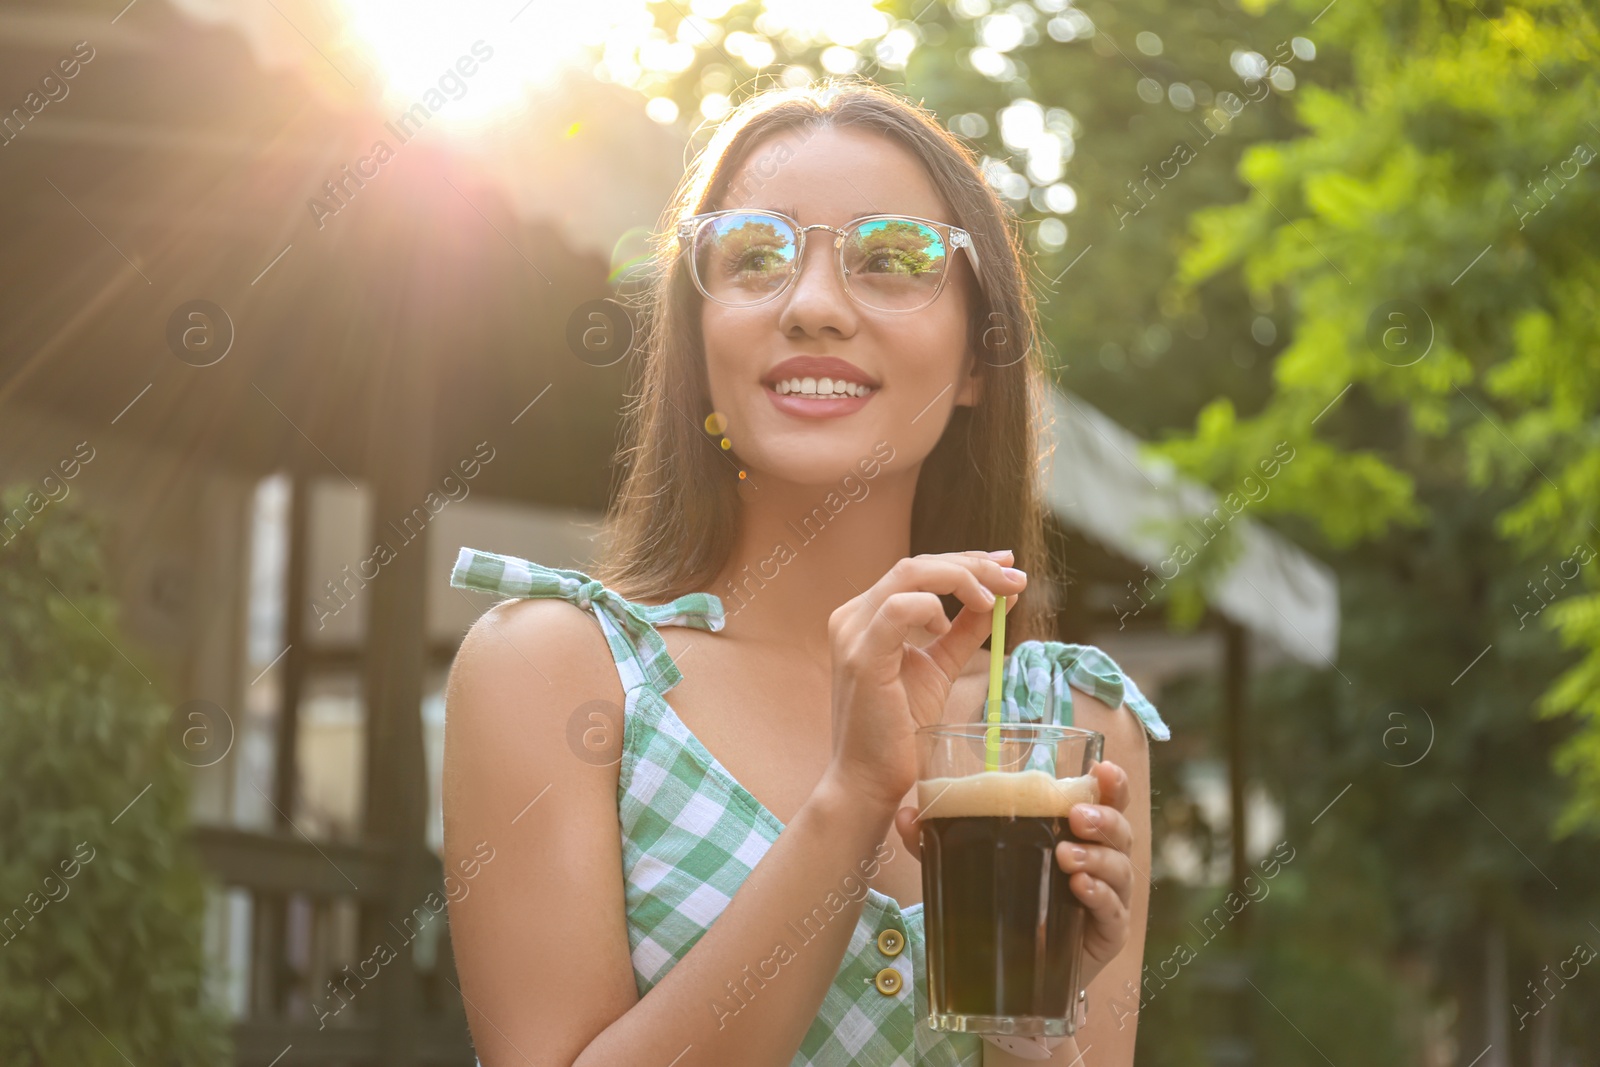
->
xmin=876 ymin=928 xmax=905 ymax=957
xmin=873 ymin=967 xmax=903 ymax=996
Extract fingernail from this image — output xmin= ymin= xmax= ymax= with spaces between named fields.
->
xmin=1067 ymin=845 xmax=1088 ymax=864
xmin=981 ymin=586 xmax=996 ymax=605
xmin=1002 ymin=567 xmax=1026 ymax=582
xmin=1080 ymin=807 xmax=1100 ymax=826
xmin=986 ymin=549 xmax=1013 ymax=559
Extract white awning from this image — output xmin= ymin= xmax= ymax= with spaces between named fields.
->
xmin=1040 ymin=388 xmax=1339 ymax=667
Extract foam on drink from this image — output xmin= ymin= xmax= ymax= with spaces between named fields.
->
xmin=916 ymin=769 xmax=1100 ymax=820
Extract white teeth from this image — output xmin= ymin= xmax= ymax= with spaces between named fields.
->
xmin=770 ymin=376 xmax=875 ymax=398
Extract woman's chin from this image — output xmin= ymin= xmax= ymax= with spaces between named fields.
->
xmin=736 ymin=452 xmax=880 ymax=489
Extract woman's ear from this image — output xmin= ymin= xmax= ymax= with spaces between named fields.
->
xmin=955 ymin=347 xmax=984 ymax=407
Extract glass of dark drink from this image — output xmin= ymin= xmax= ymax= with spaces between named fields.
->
xmin=916 ymin=719 xmax=1104 ymax=1038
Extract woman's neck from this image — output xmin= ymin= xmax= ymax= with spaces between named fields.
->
xmin=709 ymin=464 xmax=922 ymax=657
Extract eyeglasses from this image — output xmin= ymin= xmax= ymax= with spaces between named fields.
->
xmin=676 ymin=208 xmax=981 ymax=313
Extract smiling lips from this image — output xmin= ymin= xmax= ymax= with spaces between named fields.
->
xmin=764 ymin=382 xmax=876 ymax=418
xmin=761 ymin=356 xmax=879 ymax=418
xmin=772 ymin=376 xmax=875 ymax=398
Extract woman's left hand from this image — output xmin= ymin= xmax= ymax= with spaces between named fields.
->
xmin=893 ymin=758 xmax=1136 ymax=990
xmin=1057 ymin=759 xmax=1135 ymax=988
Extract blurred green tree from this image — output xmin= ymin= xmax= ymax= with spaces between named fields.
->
xmin=0 ymin=485 xmax=229 ymax=1065
xmin=1146 ymin=0 xmax=1600 ymax=1059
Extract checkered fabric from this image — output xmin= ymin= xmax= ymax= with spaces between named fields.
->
xmin=1000 ymin=640 xmax=1171 ymax=775
xmin=450 ymin=546 xmax=1169 ymax=1066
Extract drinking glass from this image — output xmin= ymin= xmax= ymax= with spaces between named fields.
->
xmin=916 ymin=719 xmax=1104 ymax=1037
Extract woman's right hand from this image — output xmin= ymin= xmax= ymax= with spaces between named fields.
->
xmin=822 ymin=548 xmax=1028 ymax=815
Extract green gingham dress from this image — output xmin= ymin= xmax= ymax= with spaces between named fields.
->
xmin=450 ymin=547 xmax=1170 ymax=1067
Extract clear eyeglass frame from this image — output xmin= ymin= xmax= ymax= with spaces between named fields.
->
xmin=675 ymin=207 xmax=983 ymax=314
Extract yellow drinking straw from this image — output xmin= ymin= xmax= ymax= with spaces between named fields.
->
xmin=984 ymin=594 xmax=1005 ymax=772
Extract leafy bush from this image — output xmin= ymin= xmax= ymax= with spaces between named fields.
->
xmin=0 ymin=484 xmax=229 ymax=1065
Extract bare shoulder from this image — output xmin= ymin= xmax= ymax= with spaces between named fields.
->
xmin=443 ymin=592 xmax=628 ymax=834
xmin=448 ymin=595 xmax=623 ymax=707
xmin=442 ymin=594 xmax=629 ymax=849
xmin=1069 ymin=686 xmax=1151 ymax=764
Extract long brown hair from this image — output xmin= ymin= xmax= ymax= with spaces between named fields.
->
xmin=595 ymin=77 xmax=1058 ymax=650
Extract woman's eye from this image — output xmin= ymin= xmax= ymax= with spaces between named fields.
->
xmin=864 ymin=250 xmax=922 ymax=274
xmin=730 ymin=248 xmax=784 ymax=274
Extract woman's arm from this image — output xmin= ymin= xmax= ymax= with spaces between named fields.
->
xmin=1075 ymin=693 xmax=1153 ymax=1064
xmin=443 ymin=596 xmax=901 ymax=1067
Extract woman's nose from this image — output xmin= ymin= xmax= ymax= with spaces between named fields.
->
xmin=779 ymin=235 xmax=857 ymax=333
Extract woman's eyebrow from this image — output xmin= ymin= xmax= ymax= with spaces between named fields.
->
xmin=721 ymin=203 xmax=796 ymax=218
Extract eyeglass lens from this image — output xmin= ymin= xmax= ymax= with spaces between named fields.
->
xmin=692 ymin=211 xmax=950 ymax=311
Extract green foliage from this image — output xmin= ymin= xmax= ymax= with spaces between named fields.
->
xmin=0 ymin=485 xmax=229 ymax=1066
xmin=1142 ymin=0 xmax=1600 ymax=1056
xmin=1162 ymin=0 xmax=1600 ymax=835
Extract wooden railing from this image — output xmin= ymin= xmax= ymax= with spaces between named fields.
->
xmin=192 ymin=825 xmax=476 ymax=1066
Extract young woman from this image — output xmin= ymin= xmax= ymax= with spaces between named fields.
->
xmin=442 ymin=78 xmax=1169 ymax=1066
